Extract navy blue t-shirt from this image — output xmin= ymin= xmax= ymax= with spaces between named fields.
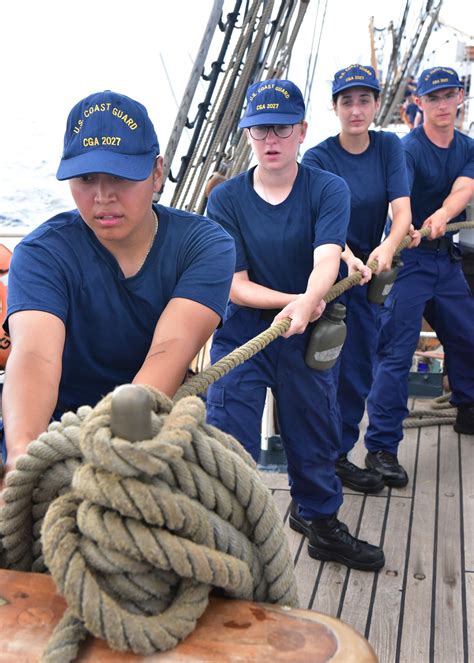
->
xmin=401 ymin=127 xmax=474 ymax=229
xmin=405 ymin=102 xmax=419 ymax=126
xmin=5 ymin=204 xmax=235 ymax=414
xmin=206 ymin=163 xmax=349 ymax=296
xmin=302 ymin=131 xmax=409 ymax=253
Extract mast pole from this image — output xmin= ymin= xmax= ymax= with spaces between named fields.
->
xmin=369 ymin=16 xmax=377 ymax=72
xmin=158 ymin=0 xmax=225 ymax=199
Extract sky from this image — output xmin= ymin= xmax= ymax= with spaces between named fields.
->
xmin=1 ymin=0 xmax=472 ymax=215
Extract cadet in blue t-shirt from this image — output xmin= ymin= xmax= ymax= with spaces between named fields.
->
xmin=302 ymin=65 xmax=412 ymax=493
xmin=365 ymin=67 xmax=474 ymax=485
xmin=205 ymin=79 xmax=384 ymax=572
xmin=1 ymin=90 xmax=235 ymax=477
xmin=401 ymin=94 xmax=420 ymax=130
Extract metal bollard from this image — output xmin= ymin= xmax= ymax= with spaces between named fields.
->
xmin=111 ymin=384 xmax=153 ymax=441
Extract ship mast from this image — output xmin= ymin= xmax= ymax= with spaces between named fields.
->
xmin=161 ymin=0 xmax=311 ymax=215
xmin=374 ymin=0 xmax=444 ymax=127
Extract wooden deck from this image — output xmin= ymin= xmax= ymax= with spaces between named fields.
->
xmin=260 ymin=398 xmax=473 ymax=663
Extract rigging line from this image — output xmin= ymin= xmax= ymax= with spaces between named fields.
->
xmin=188 ymin=54 xmax=208 ymax=96
xmin=303 ymin=0 xmax=321 ymax=104
xmin=219 ymin=0 xmax=309 ymax=180
xmin=379 ymin=0 xmax=443 ymax=126
xmin=170 ymin=0 xmax=244 ymax=204
xmin=173 ymin=0 xmax=261 ymax=209
xmin=377 ymin=0 xmax=437 ymax=125
xmin=159 ymin=53 xmax=182 ymax=110
xmin=304 ymin=0 xmax=328 ymax=117
xmin=382 ymin=0 xmax=411 ymax=85
xmin=160 ymin=0 xmax=226 ymax=198
xmin=188 ymin=0 xmax=277 ymax=212
xmin=438 ymin=19 xmax=473 ymax=40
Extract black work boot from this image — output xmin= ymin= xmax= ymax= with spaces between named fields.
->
xmin=336 ymin=453 xmax=385 ymax=493
xmin=307 ymin=514 xmax=385 ymax=572
xmin=454 ymin=403 xmax=474 ymax=435
xmin=289 ymin=500 xmax=348 ymax=537
xmin=365 ymin=450 xmax=408 ymax=487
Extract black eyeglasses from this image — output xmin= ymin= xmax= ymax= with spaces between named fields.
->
xmin=248 ymin=124 xmax=297 ymax=140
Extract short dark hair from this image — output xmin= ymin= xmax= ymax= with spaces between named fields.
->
xmin=332 ymin=89 xmax=380 ymax=104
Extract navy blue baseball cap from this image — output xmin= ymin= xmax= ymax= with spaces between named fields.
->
xmin=239 ymin=79 xmax=305 ymax=128
xmin=416 ymin=67 xmax=463 ymax=96
xmin=57 ymin=90 xmax=160 ymax=181
xmin=332 ymin=64 xmax=380 ymax=96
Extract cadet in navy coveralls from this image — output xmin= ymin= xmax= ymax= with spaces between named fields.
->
xmin=365 ymin=67 xmax=474 ymax=486
xmin=2 ymin=90 xmax=235 ymax=477
xmin=302 ymin=65 xmax=412 ymax=493
xmin=206 ymin=79 xmax=384 ymax=571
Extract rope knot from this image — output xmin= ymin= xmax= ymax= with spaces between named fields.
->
xmin=30 ymin=386 xmax=299 ymax=660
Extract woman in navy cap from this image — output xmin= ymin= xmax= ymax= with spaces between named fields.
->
xmin=302 ymin=64 xmax=413 ymax=492
xmin=1 ymin=90 xmax=235 ymax=476
xmin=205 ymin=78 xmax=385 ymax=572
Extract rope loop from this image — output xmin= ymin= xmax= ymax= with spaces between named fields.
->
xmin=0 ymin=407 xmax=90 ymax=571
xmin=7 ymin=386 xmax=299 ymax=660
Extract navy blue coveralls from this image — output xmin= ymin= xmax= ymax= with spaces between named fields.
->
xmin=302 ymin=131 xmax=410 ymax=455
xmin=365 ymin=126 xmax=474 ymax=454
xmin=205 ymin=164 xmax=350 ymax=520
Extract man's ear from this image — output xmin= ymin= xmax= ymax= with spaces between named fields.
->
xmin=153 ymin=156 xmax=164 ymax=192
xmin=298 ymin=120 xmax=308 ymax=144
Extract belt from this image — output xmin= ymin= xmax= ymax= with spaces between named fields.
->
xmin=419 ymin=236 xmax=453 ymax=252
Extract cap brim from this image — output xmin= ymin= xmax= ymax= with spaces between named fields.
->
xmin=417 ymin=83 xmax=463 ymax=96
xmin=56 ymin=150 xmax=157 ymax=181
xmin=239 ymin=112 xmax=304 ymax=128
xmin=334 ymin=81 xmax=380 ymax=94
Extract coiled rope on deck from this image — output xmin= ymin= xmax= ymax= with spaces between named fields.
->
xmin=403 ymin=393 xmax=457 ymax=428
xmin=1 ymin=387 xmax=298 ymax=661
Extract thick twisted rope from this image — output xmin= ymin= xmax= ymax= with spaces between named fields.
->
xmin=176 ymin=221 xmax=474 ymax=400
xmin=0 ymin=408 xmax=90 ymax=571
xmin=1 ymin=387 xmax=297 ymax=661
xmin=403 ymin=392 xmax=457 ymax=428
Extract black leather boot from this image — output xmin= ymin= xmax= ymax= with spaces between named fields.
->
xmin=289 ymin=500 xmax=348 ymax=537
xmin=365 ymin=450 xmax=408 ymax=487
xmin=308 ymin=513 xmax=385 ymax=572
xmin=454 ymin=403 xmax=474 ymax=435
xmin=336 ymin=453 xmax=385 ymax=493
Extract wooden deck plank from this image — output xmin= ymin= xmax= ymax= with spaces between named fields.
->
xmin=307 ymin=495 xmax=363 ymax=616
xmin=259 ymin=398 xmax=470 ymax=663
xmin=366 ymin=496 xmax=411 ymax=663
xmin=259 ymin=470 xmax=289 ymax=491
xmin=434 ymin=424 xmax=465 ymax=662
xmin=338 ymin=495 xmax=387 ymax=643
xmin=460 ymin=433 xmax=474 ymax=571
xmin=349 ymin=401 xmax=418 ymax=499
xmin=466 ymin=573 xmax=474 ymax=663
xmin=271 ymin=487 xmax=309 ymax=572
xmin=398 ymin=424 xmax=437 ymax=663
